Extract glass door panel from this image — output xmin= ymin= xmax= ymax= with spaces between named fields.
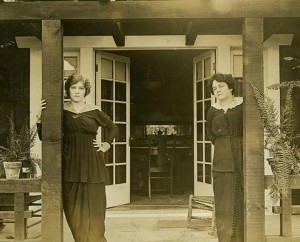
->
xmin=96 ymin=51 xmax=130 ymax=207
xmin=193 ymin=50 xmax=215 ymax=196
xmin=115 ymin=82 xmax=126 ymax=101
xmin=101 ymin=80 xmax=113 ymax=100
xmin=101 ymin=101 xmax=113 ymax=120
xmin=101 ymin=58 xmax=113 ymax=79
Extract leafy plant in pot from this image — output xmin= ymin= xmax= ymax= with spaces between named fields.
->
xmin=250 ymin=57 xmax=300 ymax=201
xmin=0 ymin=112 xmax=39 ymax=179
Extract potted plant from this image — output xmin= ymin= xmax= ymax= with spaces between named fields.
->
xmin=250 ymin=57 xmax=300 ymax=201
xmin=0 ymin=112 xmax=39 ymax=179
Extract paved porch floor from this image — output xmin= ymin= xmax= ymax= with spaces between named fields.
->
xmin=0 ymin=208 xmax=300 ymax=241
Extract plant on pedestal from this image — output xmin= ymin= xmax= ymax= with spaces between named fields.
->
xmin=0 ymin=112 xmax=39 ymax=179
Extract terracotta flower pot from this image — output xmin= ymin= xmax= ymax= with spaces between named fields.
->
xmin=3 ymin=161 xmax=22 ymax=179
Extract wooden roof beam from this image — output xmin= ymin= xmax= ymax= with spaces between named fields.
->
xmin=23 ymin=22 xmax=42 ymax=40
xmin=185 ymin=21 xmax=197 ymax=46
xmin=1 ymin=1 xmax=300 ymax=21
xmin=112 ymin=21 xmax=125 ymax=46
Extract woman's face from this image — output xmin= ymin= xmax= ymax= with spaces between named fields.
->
xmin=69 ymin=81 xmax=86 ymax=103
xmin=212 ymin=80 xmax=233 ymax=101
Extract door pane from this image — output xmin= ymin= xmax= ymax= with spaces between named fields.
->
xmin=115 ymin=103 xmax=126 ymax=122
xmin=116 ymin=165 xmax=126 ymax=184
xmin=104 ymin=146 xmax=114 ymax=165
xmin=197 ymin=163 xmax=203 ymax=182
xmin=101 ymin=101 xmax=113 ymax=120
xmin=115 ymin=61 xmax=126 ymax=82
xmin=197 ymin=123 xmax=203 ymax=141
xmin=197 ymin=143 xmax=203 ymax=161
xmin=115 ymin=82 xmax=126 ymax=101
xmin=204 ymin=57 xmax=211 ymax=78
xmin=204 ymin=79 xmax=211 ymax=99
xmin=197 ymin=102 xmax=203 ymax=121
xmin=115 ymin=144 xmax=126 ymax=164
xmin=116 ymin=124 xmax=126 ymax=142
xmin=101 ymin=58 xmax=113 ymax=79
xmin=196 ymin=81 xmax=203 ymax=100
xmin=101 ymin=80 xmax=113 ymax=100
xmin=196 ymin=61 xmax=203 ymax=80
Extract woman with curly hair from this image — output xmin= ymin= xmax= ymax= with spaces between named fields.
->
xmin=206 ymin=73 xmax=243 ymax=242
xmin=37 ymin=74 xmax=118 ymax=242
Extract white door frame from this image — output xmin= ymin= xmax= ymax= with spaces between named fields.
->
xmin=95 ymin=51 xmax=130 ymax=207
xmin=193 ymin=50 xmax=216 ymax=196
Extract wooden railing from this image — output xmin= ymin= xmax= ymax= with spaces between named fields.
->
xmin=0 ymin=178 xmax=41 ymax=241
xmin=265 ymin=175 xmax=300 ymax=242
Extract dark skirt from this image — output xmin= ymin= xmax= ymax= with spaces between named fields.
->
xmin=213 ymin=171 xmax=244 ymax=242
xmin=63 ymin=182 xmax=107 ymax=242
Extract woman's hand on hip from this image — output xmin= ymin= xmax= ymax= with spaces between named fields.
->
xmin=93 ymin=140 xmax=111 ymax=153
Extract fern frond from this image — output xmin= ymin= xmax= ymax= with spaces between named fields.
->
xmin=280 ymin=85 xmax=295 ymax=137
xmin=249 ymin=82 xmax=279 ymax=137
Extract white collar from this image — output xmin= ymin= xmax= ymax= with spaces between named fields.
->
xmin=212 ymin=97 xmax=243 ymax=112
xmin=64 ymin=102 xmax=101 ymax=114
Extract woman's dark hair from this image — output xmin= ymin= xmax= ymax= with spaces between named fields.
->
xmin=64 ymin=74 xmax=91 ymax=98
xmin=207 ymin=73 xmax=236 ymax=95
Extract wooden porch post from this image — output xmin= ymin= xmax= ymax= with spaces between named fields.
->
xmin=243 ymin=18 xmax=265 ymax=242
xmin=41 ymin=20 xmax=64 ymax=242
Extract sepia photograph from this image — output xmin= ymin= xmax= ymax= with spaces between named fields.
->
xmin=0 ymin=0 xmax=300 ymax=241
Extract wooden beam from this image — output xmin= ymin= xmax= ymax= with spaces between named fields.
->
xmin=23 ymin=22 xmax=42 ymax=40
xmin=243 ymin=18 xmax=265 ymax=242
xmin=41 ymin=19 xmax=63 ymax=242
xmin=14 ymin=192 xmax=26 ymax=240
xmin=1 ymin=1 xmax=300 ymax=21
xmin=0 ymin=210 xmax=33 ymax=219
xmin=185 ymin=21 xmax=197 ymax=46
xmin=280 ymin=189 xmax=292 ymax=236
xmin=112 ymin=21 xmax=125 ymax=46
xmin=0 ymin=179 xmax=41 ymax=193
xmin=266 ymin=236 xmax=300 ymax=242
xmin=272 ymin=205 xmax=300 ymax=214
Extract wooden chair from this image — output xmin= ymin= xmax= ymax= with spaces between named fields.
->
xmin=148 ymin=135 xmax=174 ymax=199
xmin=187 ymin=194 xmax=216 ymax=235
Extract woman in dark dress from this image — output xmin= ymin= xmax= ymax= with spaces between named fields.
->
xmin=37 ymin=74 xmax=118 ymax=242
xmin=206 ymin=73 xmax=243 ymax=242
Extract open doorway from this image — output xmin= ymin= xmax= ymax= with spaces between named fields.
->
xmin=103 ymin=49 xmax=209 ymax=206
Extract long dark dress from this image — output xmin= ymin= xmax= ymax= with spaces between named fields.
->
xmin=38 ymin=102 xmax=118 ymax=242
xmin=206 ymin=97 xmax=243 ymax=242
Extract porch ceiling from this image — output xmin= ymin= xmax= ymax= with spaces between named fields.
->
xmin=1 ymin=1 xmax=300 ymax=47
xmin=1 ymin=18 xmax=300 ymax=48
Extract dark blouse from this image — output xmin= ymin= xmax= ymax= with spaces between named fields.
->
xmin=38 ymin=104 xmax=118 ymax=183
xmin=206 ymin=99 xmax=243 ymax=172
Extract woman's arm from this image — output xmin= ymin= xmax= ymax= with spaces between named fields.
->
xmin=206 ymin=108 xmax=216 ymax=145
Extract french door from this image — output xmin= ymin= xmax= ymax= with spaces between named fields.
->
xmin=193 ymin=50 xmax=215 ymax=196
xmin=95 ymin=51 xmax=130 ymax=207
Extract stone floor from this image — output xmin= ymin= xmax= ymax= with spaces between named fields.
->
xmin=1 ymin=192 xmax=300 ymax=242
xmin=1 ymin=208 xmax=300 ymax=242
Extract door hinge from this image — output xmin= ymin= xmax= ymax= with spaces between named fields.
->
xmin=95 ymin=64 xmax=98 ymax=72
